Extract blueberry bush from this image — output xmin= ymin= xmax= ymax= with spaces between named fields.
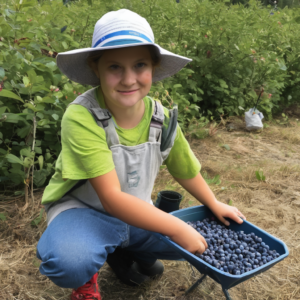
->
xmin=0 ymin=0 xmax=299 ymax=190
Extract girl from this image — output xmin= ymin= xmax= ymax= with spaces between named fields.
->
xmin=37 ymin=9 xmax=246 ymax=300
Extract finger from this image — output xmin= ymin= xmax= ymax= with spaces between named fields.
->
xmin=198 ymin=232 xmax=208 ymax=248
xmin=231 ymin=212 xmax=244 ymax=224
xmin=195 ymin=242 xmax=206 ymax=255
xmin=219 ymin=216 xmax=230 ymax=227
xmin=201 ymin=235 xmax=208 ymax=249
xmin=238 ymin=211 xmax=246 ymax=220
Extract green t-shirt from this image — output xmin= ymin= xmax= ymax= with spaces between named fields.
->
xmin=42 ymin=88 xmax=201 ymax=205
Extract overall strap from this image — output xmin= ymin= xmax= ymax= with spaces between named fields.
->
xmin=68 ymin=88 xmax=120 ymax=148
xmin=149 ymin=98 xmax=164 ymax=143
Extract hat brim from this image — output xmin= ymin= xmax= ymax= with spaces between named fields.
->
xmin=56 ymin=43 xmax=192 ymax=86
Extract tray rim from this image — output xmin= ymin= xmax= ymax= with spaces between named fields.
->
xmin=156 ymin=205 xmax=289 ymax=279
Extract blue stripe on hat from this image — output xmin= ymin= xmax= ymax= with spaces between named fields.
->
xmin=101 ymin=39 xmax=143 ymax=47
xmin=93 ymin=30 xmax=152 ymax=48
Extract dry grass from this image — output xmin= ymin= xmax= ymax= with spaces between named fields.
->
xmin=1 ymin=117 xmax=300 ymax=300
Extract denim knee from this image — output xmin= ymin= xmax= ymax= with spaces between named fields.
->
xmin=37 ymin=238 xmax=104 ymax=288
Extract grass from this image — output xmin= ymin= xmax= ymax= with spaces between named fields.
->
xmin=1 ymin=116 xmax=300 ymax=300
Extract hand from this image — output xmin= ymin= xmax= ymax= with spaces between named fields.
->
xmin=169 ymin=221 xmax=208 ymax=255
xmin=209 ymin=201 xmax=246 ymax=226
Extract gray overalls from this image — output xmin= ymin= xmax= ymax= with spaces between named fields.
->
xmin=37 ymin=88 xmax=182 ymax=289
xmin=45 ymin=88 xmax=177 ymax=224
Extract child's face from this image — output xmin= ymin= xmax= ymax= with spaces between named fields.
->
xmin=93 ymin=46 xmax=153 ymax=110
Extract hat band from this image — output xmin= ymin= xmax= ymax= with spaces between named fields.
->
xmin=93 ymin=30 xmax=153 ymax=48
xmin=102 ymin=39 xmax=143 ymax=47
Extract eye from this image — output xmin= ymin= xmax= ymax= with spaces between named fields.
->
xmin=109 ymin=64 xmax=120 ymax=70
xmin=135 ymin=62 xmax=146 ymax=69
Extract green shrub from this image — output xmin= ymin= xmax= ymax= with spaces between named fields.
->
xmin=0 ymin=0 xmax=299 ymax=190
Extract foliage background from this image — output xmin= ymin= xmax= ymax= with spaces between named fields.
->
xmin=0 ymin=0 xmax=299 ymax=191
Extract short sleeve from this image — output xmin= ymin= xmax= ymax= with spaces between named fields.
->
xmin=165 ymin=125 xmax=201 ymax=179
xmin=61 ymin=104 xmax=115 ymax=180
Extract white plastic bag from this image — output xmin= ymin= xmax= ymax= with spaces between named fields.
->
xmin=245 ymin=108 xmax=264 ymax=131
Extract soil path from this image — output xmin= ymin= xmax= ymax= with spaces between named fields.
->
xmin=1 ymin=117 xmax=299 ymax=300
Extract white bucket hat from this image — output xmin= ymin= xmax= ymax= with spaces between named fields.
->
xmin=56 ymin=9 xmax=192 ymax=86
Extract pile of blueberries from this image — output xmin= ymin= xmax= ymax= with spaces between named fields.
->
xmin=187 ymin=218 xmax=280 ymax=275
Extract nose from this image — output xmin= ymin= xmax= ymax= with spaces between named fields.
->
xmin=120 ymin=67 xmax=136 ymax=87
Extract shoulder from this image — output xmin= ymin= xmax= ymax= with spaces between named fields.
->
xmin=62 ymin=103 xmax=95 ymax=127
xmin=62 ymin=88 xmax=99 ymax=125
xmin=144 ymin=96 xmax=170 ymax=118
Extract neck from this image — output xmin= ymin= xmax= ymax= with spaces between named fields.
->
xmin=104 ymin=98 xmax=145 ymax=129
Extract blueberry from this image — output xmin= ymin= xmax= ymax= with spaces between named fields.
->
xmin=228 ymin=265 xmax=234 ymax=271
xmin=190 ymin=218 xmax=276 ymax=274
xmin=224 ymin=244 xmax=230 ymax=249
xmin=235 ymin=249 xmax=241 ymax=255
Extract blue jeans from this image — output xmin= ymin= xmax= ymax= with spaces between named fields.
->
xmin=36 ymin=208 xmax=182 ymax=289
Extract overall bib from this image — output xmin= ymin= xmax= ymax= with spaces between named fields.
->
xmin=37 ymin=89 xmax=182 ymax=289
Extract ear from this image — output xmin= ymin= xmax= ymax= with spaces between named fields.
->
xmin=90 ymin=61 xmax=100 ymax=79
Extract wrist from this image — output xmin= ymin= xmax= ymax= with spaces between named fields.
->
xmin=204 ymin=197 xmax=219 ymax=210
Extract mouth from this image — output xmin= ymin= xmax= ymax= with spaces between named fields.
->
xmin=117 ymin=89 xmax=139 ymax=95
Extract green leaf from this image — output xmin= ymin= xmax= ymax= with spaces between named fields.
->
xmin=294 ymin=16 xmax=300 ymax=24
xmin=23 ymin=76 xmax=30 ymax=87
xmin=228 ymin=199 xmax=233 ymax=206
xmin=27 ymin=69 xmax=37 ymax=85
xmin=38 ymin=119 xmax=49 ymax=126
xmin=2 ymin=113 xmax=26 ymax=124
xmin=33 ymin=169 xmax=49 ymax=187
xmin=52 ymin=114 xmax=59 ymax=121
xmin=5 ymin=154 xmax=24 ymax=165
xmin=38 ymin=155 xmax=44 ymax=170
xmin=0 ymin=67 xmax=5 ymax=80
xmin=23 ymin=157 xmax=34 ymax=168
xmin=0 ymin=106 xmax=8 ymax=115
xmin=41 ymin=97 xmax=55 ymax=104
xmin=0 ymin=213 xmax=6 ymax=221
xmin=222 ymin=144 xmax=230 ymax=150
xmin=16 ymin=124 xmax=32 ymax=138
xmin=0 ymin=90 xmax=23 ymax=102
xmin=62 ymin=41 xmax=68 ymax=49
xmin=31 ymin=208 xmax=45 ymax=226
xmin=255 ymin=170 xmax=265 ymax=181
xmin=20 ymin=148 xmax=35 ymax=158
xmin=14 ymin=191 xmax=25 ymax=196
xmin=173 ymin=84 xmax=182 ymax=89
xmin=35 ymin=146 xmax=42 ymax=154
xmin=0 ymin=132 xmax=3 ymax=145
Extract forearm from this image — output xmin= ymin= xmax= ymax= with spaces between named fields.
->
xmin=173 ymin=173 xmax=218 ymax=209
xmin=89 ymin=170 xmax=208 ymax=253
xmin=174 ymin=172 xmax=245 ymax=225
xmin=89 ymin=175 xmax=188 ymax=238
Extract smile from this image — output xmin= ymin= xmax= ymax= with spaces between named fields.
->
xmin=118 ymin=89 xmax=139 ymax=95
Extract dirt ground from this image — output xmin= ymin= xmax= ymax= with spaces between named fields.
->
xmin=1 ymin=111 xmax=300 ymax=300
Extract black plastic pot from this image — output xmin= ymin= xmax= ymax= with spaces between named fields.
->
xmin=155 ymin=190 xmax=183 ymax=213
